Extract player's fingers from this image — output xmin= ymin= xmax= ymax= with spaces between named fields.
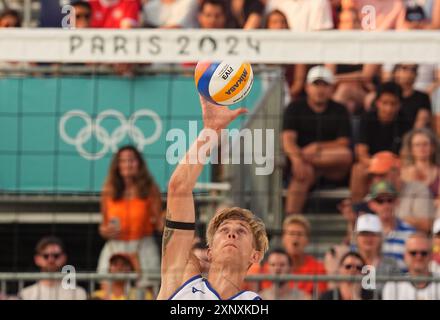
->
xmin=231 ymin=107 xmax=248 ymax=119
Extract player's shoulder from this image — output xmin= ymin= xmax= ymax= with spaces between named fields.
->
xmin=168 ymin=274 xmax=204 ymax=300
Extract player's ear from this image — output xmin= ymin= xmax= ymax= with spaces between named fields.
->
xmin=207 ymin=248 xmax=213 ymax=262
xmin=250 ymin=250 xmax=262 ymax=265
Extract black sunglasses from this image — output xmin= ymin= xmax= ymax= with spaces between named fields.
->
xmin=41 ymin=252 xmax=63 ymax=260
xmin=375 ymin=197 xmax=395 ymax=204
xmin=399 ymin=65 xmax=417 ymax=72
xmin=408 ymin=250 xmax=429 ymax=257
xmin=343 ymin=264 xmax=363 ymax=271
xmin=76 ymin=13 xmax=91 ymax=19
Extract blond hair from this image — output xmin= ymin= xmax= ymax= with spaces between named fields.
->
xmin=282 ymin=215 xmax=311 ymax=237
xmin=206 ymin=207 xmax=269 ymax=255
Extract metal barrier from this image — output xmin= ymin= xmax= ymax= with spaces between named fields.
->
xmin=1 ymin=272 xmax=439 ymax=300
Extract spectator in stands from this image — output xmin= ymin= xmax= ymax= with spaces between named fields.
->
xmin=259 ymin=249 xmax=310 ymax=300
xmin=383 ymin=233 xmax=440 ymax=299
xmin=344 ymin=150 xmax=435 ymax=233
xmin=400 ymin=128 xmax=440 ymax=232
xmin=90 ymin=0 xmax=140 ymax=28
xmin=282 ymin=66 xmax=352 ymax=214
xmin=324 ymin=213 xmax=401 ymax=293
xmin=197 ymin=0 xmax=227 ymax=28
xmin=354 ymin=0 xmax=406 ymax=30
xmin=328 ymin=182 xmax=416 ymax=274
xmin=229 ymin=0 xmax=265 ymax=29
xmin=19 ymin=236 xmax=87 ymax=300
xmin=367 ymin=181 xmax=416 ymax=271
xmin=402 ymin=4 xmax=430 ymax=29
xmin=382 ymin=6 xmax=440 ymax=136
xmin=431 ymin=218 xmax=440 ymax=274
xmin=0 ymin=9 xmax=21 ymax=27
xmin=355 ymin=214 xmax=401 ymax=286
xmin=320 ymin=251 xmax=374 ymax=300
xmin=97 ymin=145 xmax=163 ymax=292
xmin=325 ymin=5 xmax=376 ymax=115
xmin=247 ymin=215 xmax=327 ymax=297
xmin=265 ymin=0 xmax=334 ymax=31
xmin=264 ymin=8 xmax=288 ymax=29
xmin=264 ymin=0 xmax=334 ymax=101
xmin=350 ymin=82 xmax=412 ymax=202
xmin=432 ymin=0 xmax=440 ymax=28
xmin=143 ymin=0 xmax=198 ymax=28
xmin=392 ymin=64 xmax=432 ymax=128
xmin=262 ymin=9 xmax=297 ymax=105
xmin=72 ymin=1 xmax=92 ymax=28
xmin=405 ymin=0 xmax=435 ymax=22
xmin=92 ymin=253 xmax=152 ymax=300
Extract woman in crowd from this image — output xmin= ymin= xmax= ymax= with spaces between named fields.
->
xmin=97 ymin=145 xmax=163 ymax=295
xmin=397 ymin=128 xmax=439 ymax=231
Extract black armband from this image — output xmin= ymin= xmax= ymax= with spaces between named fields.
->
xmin=165 ymin=219 xmax=196 ymax=230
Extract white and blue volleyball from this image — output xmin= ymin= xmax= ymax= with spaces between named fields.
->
xmin=194 ymin=61 xmax=254 ymax=106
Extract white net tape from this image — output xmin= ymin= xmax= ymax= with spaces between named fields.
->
xmin=0 ymin=29 xmax=439 ymax=64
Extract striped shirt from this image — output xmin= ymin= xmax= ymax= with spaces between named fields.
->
xmin=382 ymin=219 xmax=416 ymax=272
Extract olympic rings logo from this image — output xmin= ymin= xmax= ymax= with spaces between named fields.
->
xmin=59 ymin=109 xmax=162 ymax=160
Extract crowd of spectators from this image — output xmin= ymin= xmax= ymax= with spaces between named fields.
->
xmin=1 ymin=0 xmax=440 ymax=300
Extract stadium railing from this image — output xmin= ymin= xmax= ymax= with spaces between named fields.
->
xmin=1 ymin=272 xmax=440 ymax=300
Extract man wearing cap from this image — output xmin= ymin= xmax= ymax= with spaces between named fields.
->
xmin=367 ymin=181 xmax=416 ymax=272
xmin=354 ymin=213 xmax=400 ymax=292
xmin=282 ymin=65 xmax=353 ymax=214
xmin=324 ymin=213 xmax=400 ymax=294
xmin=350 ymin=82 xmax=412 ymax=202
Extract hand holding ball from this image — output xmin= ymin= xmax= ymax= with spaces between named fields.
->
xmin=194 ymin=61 xmax=254 ymax=106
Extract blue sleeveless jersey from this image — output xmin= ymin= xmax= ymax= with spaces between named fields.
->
xmin=169 ymin=275 xmax=261 ymax=300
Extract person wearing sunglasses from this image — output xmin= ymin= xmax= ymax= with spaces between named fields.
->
xmin=368 ymin=181 xmax=416 ymax=272
xmin=320 ymin=251 xmax=373 ymax=300
xmin=383 ymin=233 xmax=440 ymax=300
xmin=19 ymin=236 xmax=87 ymax=300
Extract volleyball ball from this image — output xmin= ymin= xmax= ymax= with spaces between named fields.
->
xmin=194 ymin=61 xmax=254 ymax=106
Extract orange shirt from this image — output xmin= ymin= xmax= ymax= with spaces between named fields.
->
xmin=105 ymin=197 xmax=155 ymax=241
xmin=246 ymin=255 xmax=328 ymax=296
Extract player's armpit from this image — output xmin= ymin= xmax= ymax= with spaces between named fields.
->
xmin=182 ymin=252 xmax=203 ymax=281
xmin=157 ymin=222 xmax=195 ymax=300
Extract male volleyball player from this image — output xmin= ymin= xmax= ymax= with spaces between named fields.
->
xmin=157 ymin=96 xmax=269 ymax=300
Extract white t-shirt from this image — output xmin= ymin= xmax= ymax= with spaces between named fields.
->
xmin=383 ymin=280 xmax=440 ymax=300
xmin=430 ymin=261 xmax=440 ymax=275
xmin=266 ymin=0 xmax=334 ymax=31
xmin=169 ymin=275 xmax=261 ymax=300
xmin=19 ymin=282 xmax=87 ymax=300
xmin=143 ymin=0 xmax=198 ymax=28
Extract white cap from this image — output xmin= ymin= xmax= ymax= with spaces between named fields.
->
xmin=355 ymin=214 xmax=383 ymax=233
xmin=306 ymin=66 xmax=335 ymax=85
xmin=433 ymin=218 xmax=440 ymax=235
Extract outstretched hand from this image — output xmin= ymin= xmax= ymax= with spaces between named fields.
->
xmin=199 ymin=95 xmax=248 ymax=132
